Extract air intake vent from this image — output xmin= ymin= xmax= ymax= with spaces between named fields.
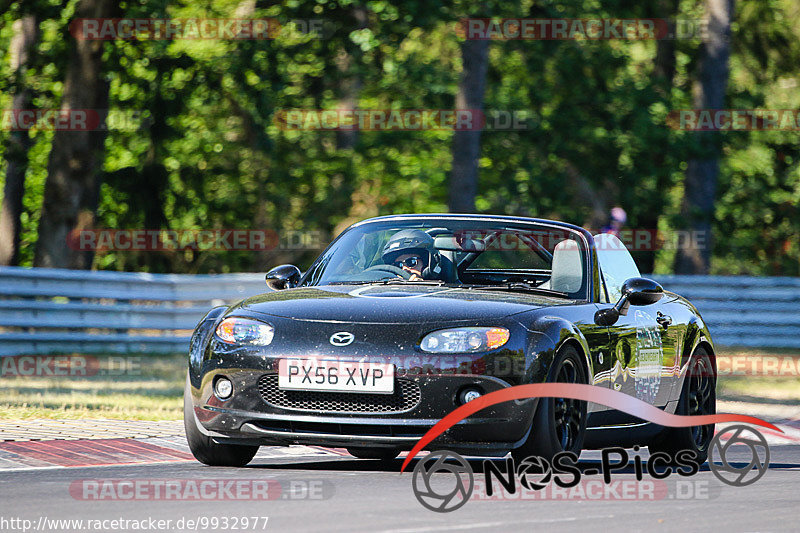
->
xmin=257 ymin=374 xmax=421 ymax=414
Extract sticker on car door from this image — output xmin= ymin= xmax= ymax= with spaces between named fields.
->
xmin=634 ymin=309 xmax=663 ymax=404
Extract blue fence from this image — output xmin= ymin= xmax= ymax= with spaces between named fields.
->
xmin=0 ymin=266 xmax=798 ymax=355
xmin=652 ymin=275 xmax=800 ymax=349
xmin=0 ymin=267 xmax=265 ymax=355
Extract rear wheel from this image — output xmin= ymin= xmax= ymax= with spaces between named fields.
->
xmin=648 ymin=346 xmax=716 ymax=464
xmin=184 ymin=375 xmax=259 ymax=467
xmin=346 ymin=447 xmax=400 ymax=460
xmin=512 ymin=345 xmax=587 ymax=462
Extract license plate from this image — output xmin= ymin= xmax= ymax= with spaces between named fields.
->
xmin=278 ymin=358 xmax=395 ymax=394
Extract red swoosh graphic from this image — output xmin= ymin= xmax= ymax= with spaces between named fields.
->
xmin=400 ymin=383 xmax=782 ymax=472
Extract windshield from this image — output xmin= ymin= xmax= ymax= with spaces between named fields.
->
xmin=301 ymin=218 xmax=589 ymax=300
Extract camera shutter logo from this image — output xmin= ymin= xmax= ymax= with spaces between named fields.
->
xmin=709 ymin=425 xmax=770 ymax=487
xmin=329 ymin=331 xmax=355 ymax=346
xmin=411 ymin=450 xmax=474 ymax=513
xmin=516 ymin=456 xmax=552 ymax=491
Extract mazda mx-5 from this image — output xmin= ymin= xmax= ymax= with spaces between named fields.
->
xmin=184 ymin=214 xmax=716 ymax=466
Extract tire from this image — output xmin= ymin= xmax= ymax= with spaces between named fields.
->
xmin=184 ymin=374 xmax=259 ymax=467
xmin=512 ymin=344 xmax=588 ymax=462
xmin=346 ymin=447 xmax=400 ymax=460
xmin=648 ymin=346 xmax=716 ymax=464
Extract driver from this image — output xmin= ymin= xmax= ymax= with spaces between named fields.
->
xmin=381 ymin=229 xmax=441 ymax=281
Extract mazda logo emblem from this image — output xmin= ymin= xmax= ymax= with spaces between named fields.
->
xmin=329 ymin=331 xmax=355 ymax=346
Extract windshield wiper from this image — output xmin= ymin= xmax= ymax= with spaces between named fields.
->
xmin=462 ymin=282 xmax=569 ymax=298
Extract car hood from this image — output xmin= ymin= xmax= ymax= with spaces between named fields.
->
xmin=231 ymin=284 xmax=575 ymax=324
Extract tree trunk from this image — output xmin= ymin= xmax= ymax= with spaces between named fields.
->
xmin=0 ymin=15 xmax=38 ymax=265
xmin=334 ymin=51 xmax=363 ymax=151
xmin=653 ymin=0 xmax=679 ymax=92
xmin=674 ymin=0 xmax=735 ymax=274
xmin=449 ymin=38 xmax=489 ymax=213
xmin=34 ymin=0 xmax=116 ymax=269
xmin=636 ymin=0 xmax=679 ymax=274
xmin=334 ymin=5 xmax=367 ymax=151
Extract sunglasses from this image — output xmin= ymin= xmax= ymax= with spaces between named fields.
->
xmin=394 ymin=256 xmax=426 ymax=269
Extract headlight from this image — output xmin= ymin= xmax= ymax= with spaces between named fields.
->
xmin=215 ymin=317 xmax=274 ymax=345
xmin=420 ymin=327 xmax=509 ymax=353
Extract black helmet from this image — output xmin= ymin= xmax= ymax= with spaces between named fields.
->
xmin=382 ymin=229 xmax=434 ymax=263
xmin=382 ymin=229 xmax=441 ymax=279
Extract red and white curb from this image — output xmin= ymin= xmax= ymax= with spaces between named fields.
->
xmin=0 ymin=435 xmax=343 ymax=471
xmin=0 ymin=418 xmax=797 ymax=471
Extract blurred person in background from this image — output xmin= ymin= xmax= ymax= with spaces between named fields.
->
xmin=601 ymin=206 xmax=627 ymax=238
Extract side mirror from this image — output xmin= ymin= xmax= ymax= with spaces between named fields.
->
xmin=266 ymin=264 xmax=301 ymax=290
xmin=622 ymin=277 xmax=663 ymax=306
xmin=595 ymin=277 xmax=663 ymax=326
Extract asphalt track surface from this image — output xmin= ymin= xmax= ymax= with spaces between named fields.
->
xmin=1 ymin=443 xmax=798 ymax=533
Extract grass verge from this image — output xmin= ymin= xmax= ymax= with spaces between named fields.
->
xmin=0 ymin=354 xmax=185 ymax=420
xmin=715 ymin=347 xmax=800 ymax=405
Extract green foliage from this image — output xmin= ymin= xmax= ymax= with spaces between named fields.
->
xmin=1 ymin=0 xmax=798 ymax=275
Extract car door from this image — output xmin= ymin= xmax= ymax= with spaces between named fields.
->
xmin=593 ymin=234 xmax=679 ymax=409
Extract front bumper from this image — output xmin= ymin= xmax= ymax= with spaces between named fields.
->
xmin=190 ymin=361 xmax=537 ymax=454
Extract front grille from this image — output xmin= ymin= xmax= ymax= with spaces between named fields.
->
xmin=257 ymin=374 xmax=422 ymax=414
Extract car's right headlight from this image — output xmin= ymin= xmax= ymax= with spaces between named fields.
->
xmin=215 ymin=317 xmax=275 ymax=345
xmin=420 ymin=327 xmax=509 ymax=353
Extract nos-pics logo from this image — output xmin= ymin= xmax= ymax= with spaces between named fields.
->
xmin=411 ymin=425 xmax=770 ymax=512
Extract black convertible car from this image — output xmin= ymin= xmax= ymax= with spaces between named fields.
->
xmin=185 ymin=214 xmax=716 ymax=466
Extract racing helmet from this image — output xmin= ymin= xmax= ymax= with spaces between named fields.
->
xmin=381 ymin=229 xmax=441 ymax=279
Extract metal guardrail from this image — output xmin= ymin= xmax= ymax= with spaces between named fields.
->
xmin=652 ymin=275 xmax=800 ymax=349
xmin=0 ymin=267 xmax=266 ymax=356
xmin=0 ymin=266 xmax=798 ymax=355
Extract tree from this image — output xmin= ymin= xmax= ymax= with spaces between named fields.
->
xmin=2 ymin=0 xmax=796 ymax=276
xmin=0 ymin=14 xmax=38 ymax=265
xmin=674 ymin=0 xmax=736 ymax=274
xmin=33 ymin=0 xmax=117 ymax=269
xmin=448 ymin=38 xmax=489 ymax=213
xmin=333 ymin=4 xmax=368 ymax=151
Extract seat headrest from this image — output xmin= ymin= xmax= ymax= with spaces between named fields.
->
xmin=550 ymin=239 xmax=583 ymax=293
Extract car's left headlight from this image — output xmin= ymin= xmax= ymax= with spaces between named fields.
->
xmin=420 ymin=327 xmax=509 ymax=353
xmin=215 ymin=317 xmax=275 ymax=345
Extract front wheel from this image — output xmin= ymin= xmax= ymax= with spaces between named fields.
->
xmin=512 ymin=345 xmax=588 ymax=462
xmin=184 ymin=374 xmax=259 ymax=467
xmin=648 ymin=346 xmax=716 ymax=464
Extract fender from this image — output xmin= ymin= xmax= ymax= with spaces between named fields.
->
xmin=188 ymin=306 xmax=227 ymax=385
xmin=526 ymin=314 xmax=595 ymax=383
xmin=666 ymin=295 xmax=716 ymax=398
xmin=674 ymin=296 xmax=716 ymax=368
xmin=506 ymin=316 xmax=594 ymax=445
